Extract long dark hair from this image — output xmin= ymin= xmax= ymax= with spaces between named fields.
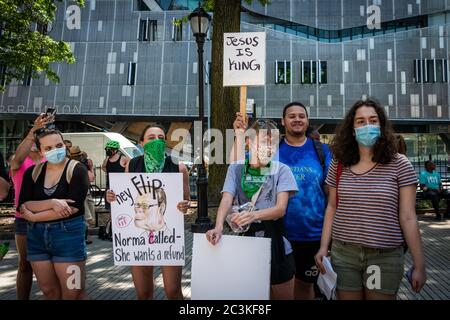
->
xmin=330 ymin=99 xmax=397 ymax=166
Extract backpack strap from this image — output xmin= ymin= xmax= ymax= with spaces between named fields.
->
xmin=312 ymin=139 xmax=326 ymax=171
xmin=336 ymin=161 xmax=343 ymax=207
xmin=66 ymin=159 xmax=79 ymax=184
xmin=31 ymin=162 xmax=46 ymax=183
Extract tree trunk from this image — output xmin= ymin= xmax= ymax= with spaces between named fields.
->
xmin=208 ymin=0 xmax=241 ymax=205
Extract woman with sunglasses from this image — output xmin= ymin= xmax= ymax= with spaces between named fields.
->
xmin=106 ymin=124 xmax=190 ymax=300
xmin=18 ymin=129 xmax=89 ymax=300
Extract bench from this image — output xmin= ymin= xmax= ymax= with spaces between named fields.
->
xmin=416 ymin=179 xmax=450 ymax=211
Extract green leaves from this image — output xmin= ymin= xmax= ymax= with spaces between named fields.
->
xmin=0 ymin=0 xmax=83 ymax=91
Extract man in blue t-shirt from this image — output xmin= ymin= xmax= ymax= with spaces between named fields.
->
xmin=232 ymin=102 xmax=332 ymax=300
xmin=420 ymin=160 xmax=450 ymax=220
xmin=276 ymin=102 xmax=331 ymax=299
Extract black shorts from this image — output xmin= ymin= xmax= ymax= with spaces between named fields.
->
xmin=271 ymin=253 xmax=295 ymax=285
xmin=291 ymin=240 xmax=321 ymax=283
xmin=15 ymin=217 xmax=28 ymax=235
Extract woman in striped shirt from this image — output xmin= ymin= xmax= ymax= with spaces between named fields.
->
xmin=314 ymin=99 xmax=426 ymax=300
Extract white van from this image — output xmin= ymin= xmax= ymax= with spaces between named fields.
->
xmin=61 ymin=132 xmax=142 ymax=189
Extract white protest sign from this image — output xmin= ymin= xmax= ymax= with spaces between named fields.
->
xmin=223 ymin=32 xmax=266 ymax=87
xmin=191 ymin=233 xmax=271 ymax=300
xmin=109 ymin=173 xmax=185 ymax=266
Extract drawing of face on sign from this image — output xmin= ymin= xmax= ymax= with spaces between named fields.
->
xmin=133 ymin=187 xmax=167 ymax=232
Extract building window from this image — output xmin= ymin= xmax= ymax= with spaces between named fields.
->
xmin=127 ymin=62 xmax=136 ymax=85
xmin=139 ymin=19 xmax=157 ymax=41
xmin=423 ymin=59 xmax=434 ymax=83
xmin=22 ymin=68 xmax=32 ymax=86
xmin=414 ymin=59 xmax=422 ymax=83
xmin=443 ymin=59 xmax=448 ymax=83
xmin=0 ymin=64 xmax=6 ymax=87
xmin=172 ymin=18 xmax=182 ymax=41
xmin=36 ymin=23 xmax=48 ymax=35
xmin=319 ymin=60 xmax=327 ymax=84
xmin=416 ymin=59 xmax=447 ymax=83
xmin=135 ymin=0 xmax=150 ymax=11
xmin=275 ymin=60 xmax=291 ymax=84
xmin=301 ymin=60 xmax=322 ymax=84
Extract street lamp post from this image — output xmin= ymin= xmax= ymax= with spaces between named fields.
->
xmin=189 ymin=4 xmax=214 ymax=233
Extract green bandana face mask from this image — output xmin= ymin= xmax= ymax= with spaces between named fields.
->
xmin=144 ymin=139 xmax=166 ymax=173
xmin=241 ymin=158 xmax=270 ymax=199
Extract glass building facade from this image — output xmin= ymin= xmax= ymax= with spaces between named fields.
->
xmin=1 ymin=0 xmax=450 ymax=157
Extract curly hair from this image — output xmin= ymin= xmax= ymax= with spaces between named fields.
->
xmin=330 ymin=98 xmax=397 ymax=166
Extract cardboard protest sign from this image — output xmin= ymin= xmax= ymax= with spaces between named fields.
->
xmin=109 ymin=173 xmax=185 ymax=266
xmin=223 ymin=32 xmax=266 ymax=87
xmin=191 ymin=233 xmax=271 ymax=300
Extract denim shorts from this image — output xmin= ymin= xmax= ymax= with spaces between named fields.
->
xmin=330 ymin=240 xmax=404 ymax=295
xmin=27 ymin=216 xmax=87 ymax=263
xmin=15 ymin=217 xmax=28 ymax=235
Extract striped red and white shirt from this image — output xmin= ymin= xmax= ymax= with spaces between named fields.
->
xmin=325 ymin=154 xmax=417 ymax=249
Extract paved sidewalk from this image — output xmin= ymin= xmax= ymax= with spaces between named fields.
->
xmin=0 ymin=215 xmax=449 ymax=300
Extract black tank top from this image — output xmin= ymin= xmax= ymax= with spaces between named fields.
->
xmin=106 ymin=154 xmax=125 ymax=188
xmin=128 ymin=155 xmax=179 ymax=173
xmin=106 ymin=154 xmax=126 ymax=173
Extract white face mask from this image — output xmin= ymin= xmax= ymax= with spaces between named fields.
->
xmin=256 ymin=145 xmax=273 ymax=166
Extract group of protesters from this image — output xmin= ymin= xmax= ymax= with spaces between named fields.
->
xmin=0 ymin=97 xmax=431 ymax=300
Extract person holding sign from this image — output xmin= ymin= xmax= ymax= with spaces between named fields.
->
xmin=106 ymin=124 xmax=190 ymax=300
xmin=232 ymin=102 xmax=332 ymax=300
xmin=18 ymin=129 xmax=90 ymax=300
xmin=206 ymin=119 xmax=298 ymax=300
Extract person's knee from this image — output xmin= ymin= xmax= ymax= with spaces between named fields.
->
xmin=135 ymin=286 xmax=153 ymax=300
xmin=41 ymin=285 xmax=61 ymax=299
xmin=165 ymin=283 xmax=182 ymax=300
xmin=62 ymin=289 xmax=86 ymax=300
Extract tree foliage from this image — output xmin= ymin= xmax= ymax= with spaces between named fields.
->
xmin=0 ymin=0 xmax=84 ymax=91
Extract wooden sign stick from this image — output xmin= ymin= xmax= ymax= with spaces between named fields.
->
xmin=240 ymin=86 xmax=247 ymax=118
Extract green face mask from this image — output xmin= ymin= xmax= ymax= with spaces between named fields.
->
xmin=143 ymin=139 xmax=166 ymax=173
xmin=241 ymin=158 xmax=270 ymax=199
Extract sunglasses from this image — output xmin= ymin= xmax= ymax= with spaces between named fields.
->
xmin=34 ymin=125 xmax=57 ymax=138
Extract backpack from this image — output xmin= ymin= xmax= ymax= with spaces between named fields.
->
xmin=32 ymin=159 xmax=79 ymax=184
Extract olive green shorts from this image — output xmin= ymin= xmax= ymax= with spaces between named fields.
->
xmin=330 ymin=240 xmax=404 ymax=295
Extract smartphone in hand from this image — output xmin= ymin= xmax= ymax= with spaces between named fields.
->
xmin=45 ymin=107 xmax=56 ymax=129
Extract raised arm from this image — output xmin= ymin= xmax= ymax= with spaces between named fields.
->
xmin=229 ymin=112 xmax=248 ymax=164
xmin=11 ymin=114 xmax=47 ymax=174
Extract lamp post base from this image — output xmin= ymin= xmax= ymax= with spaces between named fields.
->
xmin=191 ymin=217 xmax=214 ymax=233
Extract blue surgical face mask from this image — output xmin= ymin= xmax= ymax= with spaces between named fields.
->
xmin=45 ymin=147 xmax=67 ymax=164
xmin=355 ymin=124 xmax=381 ymax=147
